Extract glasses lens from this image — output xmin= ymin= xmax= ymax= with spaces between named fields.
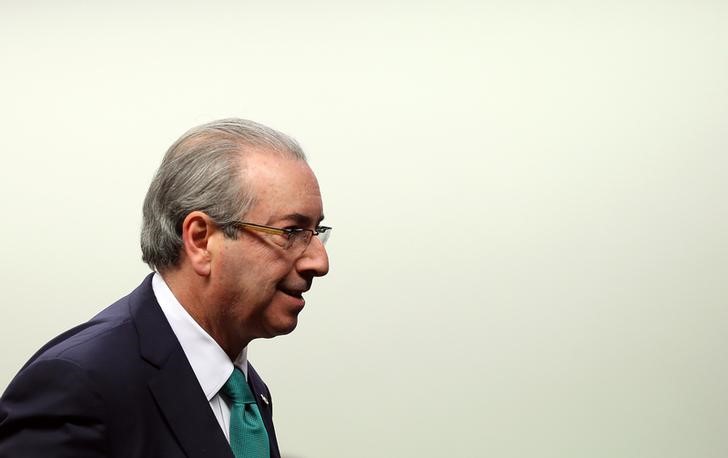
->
xmin=318 ymin=227 xmax=331 ymax=245
xmin=287 ymin=230 xmax=312 ymax=251
xmin=285 ymin=228 xmax=331 ymax=252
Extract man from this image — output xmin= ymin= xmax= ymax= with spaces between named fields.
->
xmin=0 ymin=118 xmax=330 ymax=457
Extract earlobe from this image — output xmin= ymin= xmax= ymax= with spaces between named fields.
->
xmin=181 ymin=211 xmax=214 ymax=277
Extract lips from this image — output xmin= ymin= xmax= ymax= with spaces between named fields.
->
xmin=281 ymin=289 xmax=303 ymax=299
xmin=278 ymin=285 xmax=308 ymax=299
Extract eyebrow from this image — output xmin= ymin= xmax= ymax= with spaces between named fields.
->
xmin=278 ymin=212 xmax=325 ymax=226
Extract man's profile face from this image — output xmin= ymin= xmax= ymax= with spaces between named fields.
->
xmin=210 ymin=149 xmax=329 ymax=341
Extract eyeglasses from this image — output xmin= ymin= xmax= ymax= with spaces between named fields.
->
xmin=225 ymin=221 xmax=332 ymax=252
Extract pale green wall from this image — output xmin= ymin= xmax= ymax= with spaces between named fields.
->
xmin=1 ymin=2 xmax=727 ymax=457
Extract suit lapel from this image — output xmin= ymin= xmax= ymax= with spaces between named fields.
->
xmin=148 ymin=351 xmax=234 ymax=458
xmin=248 ymin=365 xmax=281 ymax=458
xmin=130 ymin=275 xmax=234 ymax=458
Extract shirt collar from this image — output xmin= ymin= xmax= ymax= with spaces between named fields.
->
xmin=152 ymin=272 xmax=248 ymax=401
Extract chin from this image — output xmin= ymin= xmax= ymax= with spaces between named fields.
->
xmin=263 ymin=297 xmax=304 ymax=337
xmin=265 ymin=315 xmax=299 ymax=338
xmin=276 ymin=319 xmax=299 ymax=336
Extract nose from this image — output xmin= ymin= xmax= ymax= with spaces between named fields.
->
xmin=296 ymin=235 xmax=329 ymax=278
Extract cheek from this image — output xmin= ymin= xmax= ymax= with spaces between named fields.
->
xmin=217 ymin=240 xmax=295 ymax=288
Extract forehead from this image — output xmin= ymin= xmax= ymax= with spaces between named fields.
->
xmin=241 ymin=150 xmax=323 ymax=224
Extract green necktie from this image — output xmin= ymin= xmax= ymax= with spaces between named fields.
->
xmin=221 ymin=368 xmax=270 ymax=458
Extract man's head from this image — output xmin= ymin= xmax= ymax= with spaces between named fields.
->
xmin=141 ymin=119 xmax=329 ymax=353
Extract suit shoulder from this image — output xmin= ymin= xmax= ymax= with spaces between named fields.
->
xmin=15 ymin=275 xmax=165 ymax=387
xmin=31 ymin=296 xmax=133 ymax=361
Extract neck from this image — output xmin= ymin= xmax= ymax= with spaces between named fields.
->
xmin=160 ymin=268 xmax=252 ymax=360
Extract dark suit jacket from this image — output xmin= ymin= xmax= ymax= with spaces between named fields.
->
xmin=0 ymin=274 xmax=281 ymax=458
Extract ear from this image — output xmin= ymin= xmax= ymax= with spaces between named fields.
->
xmin=180 ymin=211 xmax=217 ymax=277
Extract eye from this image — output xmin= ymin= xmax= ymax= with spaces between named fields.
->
xmin=283 ymin=227 xmax=305 ymax=238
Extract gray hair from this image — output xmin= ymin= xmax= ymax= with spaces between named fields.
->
xmin=140 ymin=118 xmax=306 ymax=271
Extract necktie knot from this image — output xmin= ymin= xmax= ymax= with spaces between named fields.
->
xmin=221 ymin=368 xmax=256 ymax=405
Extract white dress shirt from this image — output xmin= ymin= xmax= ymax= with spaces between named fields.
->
xmin=152 ymin=272 xmax=247 ymax=442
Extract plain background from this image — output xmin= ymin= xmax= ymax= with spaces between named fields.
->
xmin=1 ymin=1 xmax=727 ymax=457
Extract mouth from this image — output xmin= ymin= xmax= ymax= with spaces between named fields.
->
xmin=278 ymin=286 xmax=308 ymax=300
xmin=282 ymin=289 xmax=303 ymax=299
